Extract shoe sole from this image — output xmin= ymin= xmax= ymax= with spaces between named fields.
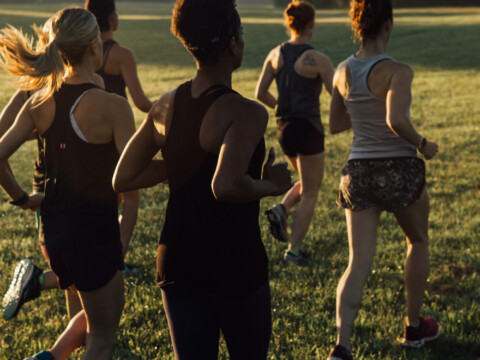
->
xmin=401 ymin=328 xmax=441 ymax=348
xmin=265 ymin=209 xmax=288 ymax=242
xmin=2 ymin=259 xmax=34 ymax=320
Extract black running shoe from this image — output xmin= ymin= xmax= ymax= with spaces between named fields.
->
xmin=3 ymin=259 xmax=42 ymax=320
xmin=265 ymin=204 xmax=288 ymax=242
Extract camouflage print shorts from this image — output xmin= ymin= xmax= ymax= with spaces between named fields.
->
xmin=337 ymin=157 xmax=425 ymax=213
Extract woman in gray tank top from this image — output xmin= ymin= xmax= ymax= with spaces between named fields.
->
xmin=327 ymin=1 xmax=439 ymax=359
xmin=256 ymin=1 xmax=334 ymax=264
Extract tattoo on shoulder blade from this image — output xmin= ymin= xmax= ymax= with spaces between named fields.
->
xmin=302 ymin=54 xmax=317 ymax=66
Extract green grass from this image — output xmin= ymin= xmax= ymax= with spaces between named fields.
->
xmin=0 ymin=3 xmax=479 ymax=359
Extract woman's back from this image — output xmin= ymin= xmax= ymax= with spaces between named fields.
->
xmin=274 ymin=43 xmax=322 ymax=125
xmin=340 ymin=55 xmax=416 ymax=160
xmin=158 ymin=81 xmax=268 ymax=297
xmin=35 ymin=84 xmax=122 ymax=248
xmin=96 ymin=39 xmax=126 ymax=97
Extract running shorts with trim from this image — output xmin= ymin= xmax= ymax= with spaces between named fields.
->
xmin=337 ymin=157 xmax=425 ymax=213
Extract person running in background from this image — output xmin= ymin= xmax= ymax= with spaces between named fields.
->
xmin=86 ymin=0 xmax=152 ymax=112
xmin=327 ymin=0 xmax=439 ymax=359
xmin=86 ymin=0 xmax=148 ymax=272
xmin=256 ymin=1 xmax=334 ymax=264
xmin=0 ymin=8 xmax=137 ymax=359
xmin=113 ymin=0 xmax=292 ymax=358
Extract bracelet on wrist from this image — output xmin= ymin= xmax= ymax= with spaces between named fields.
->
xmin=417 ymin=136 xmax=427 ymax=151
xmin=9 ymin=192 xmax=29 ymax=206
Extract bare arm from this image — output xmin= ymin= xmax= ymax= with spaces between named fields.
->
xmin=387 ymin=64 xmax=438 ymax=159
xmin=255 ymin=49 xmax=278 ymax=109
xmin=212 ymin=99 xmax=291 ymax=202
xmin=329 ymin=64 xmax=352 ymax=134
xmin=113 ymin=91 xmax=172 ymax=193
xmin=107 ymin=95 xmax=140 ymax=255
xmin=316 ymin=52 xmax=335 ymax=95
xmin=118 ymin=189 xmax=139 ymax=257
xmin=120 ymin=48 xmax=152 ymax=113
xmin=0 ymin=100 xmax=43 ymax=209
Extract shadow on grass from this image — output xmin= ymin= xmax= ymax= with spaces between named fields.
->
xmin=404 ymin=337 xmax=480 ymax=359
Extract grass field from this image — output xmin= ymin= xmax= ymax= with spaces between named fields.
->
xmin=0 ymin=2 xmax=479 ymax=359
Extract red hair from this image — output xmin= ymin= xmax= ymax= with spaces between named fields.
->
xmin=284 ymin=1 xmax=315 ymax=35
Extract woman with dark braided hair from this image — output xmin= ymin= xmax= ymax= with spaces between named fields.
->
xmin=113 ymin=0 xmax=291 ymax=359
xmin=256 ymin=1 xmax=334 ymax=264
xmin=327 ymin=0 xmax=439 ymax=359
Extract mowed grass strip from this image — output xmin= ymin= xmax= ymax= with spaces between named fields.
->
xmin=0 ymin=3 xmax=479 ymax=359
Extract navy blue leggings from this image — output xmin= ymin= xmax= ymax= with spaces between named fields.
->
xmin=161 ymin=282 xmax=271 ymax=360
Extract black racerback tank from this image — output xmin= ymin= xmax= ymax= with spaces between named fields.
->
xmin=157 ymin=80 xmax=268 ymax=297
xmin=39 ymin=83 xmax=120 ymax=248
xmin=96 ymin=39 xmax=127 ymax=98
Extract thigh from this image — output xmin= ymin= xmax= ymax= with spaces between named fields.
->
xmin=79 ymin=270 xmax=125 ymax=335
xmin=394 ymin=188 xmax=429 ymax=244
xmin=346 ymin=208 xmax=381 ymax=271
xmin=218 ymin=283 xmax=271 ymax=360
xmin=298 ymin=152 xmax=325 ymax=195
xmin=161 ymin=284 xmax=220 ymax=360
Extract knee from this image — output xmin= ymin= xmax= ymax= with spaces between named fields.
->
xmin=407 ymin=231 xmax=429 ymax=246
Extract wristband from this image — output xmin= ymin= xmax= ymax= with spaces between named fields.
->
xmin=417 ymin=136 xmax=427 ymax=151
xmin=9 ymin=192 xmax=29 ymax=206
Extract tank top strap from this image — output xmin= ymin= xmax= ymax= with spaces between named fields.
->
xmin=347 ymin=54 xmax=392 ymax=95
xmin=280 ymin=42 xmax=314 ymax=69
xmin=100 ymin=39 xmax=117 ymax=72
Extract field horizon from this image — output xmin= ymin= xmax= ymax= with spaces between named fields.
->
xmin=0 ymin=3 xmax=479 ymax=359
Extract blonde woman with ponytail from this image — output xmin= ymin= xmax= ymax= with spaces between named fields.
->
xmin=327 ymin=0 xmax=439 ymax=359
xmin=0 ymin=7 xmax=137 ymax=360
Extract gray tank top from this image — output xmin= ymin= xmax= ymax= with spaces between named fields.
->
xmin=274 ymin=43 xmax=323 ymax=133
xmin=345 ymin=54 xmax=417 ymax=160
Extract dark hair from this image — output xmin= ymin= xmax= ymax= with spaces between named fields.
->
xmin=171 ymin=0 xmax=240 ymax=65
xmin=350 ymin=0 xmax=393 ymax=44
xmin=85 ymin=0 xmax=116 ymax=32
xmin=284 ymin=1 xmax=315 ymax=35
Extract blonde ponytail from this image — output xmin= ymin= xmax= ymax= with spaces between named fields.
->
xmin=0 ymin=7 xmax=98 ymax=105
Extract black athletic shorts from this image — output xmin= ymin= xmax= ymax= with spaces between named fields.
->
xmin=41 ymin=240 xmax=124 ymax=291
xmin=337 ymin=157 xmax=425 ymax=213
xmin=276 ymin=116 xmax=324 ymax=157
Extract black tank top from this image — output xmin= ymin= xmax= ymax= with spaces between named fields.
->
xmin=39 ymin=83 xmax=120 ymax=248
xmin=96 ymin=39 xmax=127 ymax=98
xmin=274 ymin=43 xmax=323 ymax=132
xmin=157 ymin=80 xmax=268 ymax=297
xmin=32 ymin=133 xmax=45 ymax=193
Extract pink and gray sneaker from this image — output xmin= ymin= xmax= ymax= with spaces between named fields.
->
xmin=402 ymin=316 xmax=440 ymax=348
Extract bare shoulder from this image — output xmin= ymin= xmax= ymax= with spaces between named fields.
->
xmin=268 ymin=45 xmax=283 ymax=70
xmin=218 ymin=93 xmax=268 ymax=129
xmin=333 ymin=59 xmax=349 ymax=84
xmin=267 ymin=45 xmax=282 ymax=62
xmin=151 ymin=88 xmax=176 ymax=124
xmin=311 ymin=50 xmax=332 ymax=64
xmin=391 ymin=60 xmax=414 ymax=79
xmin=113 ymin=43 xmax=135 ymax=61
xmin=92 ymin=73 xmax=105 ymax=89
xmin=88 ymin=89 xmax=130 ymax=114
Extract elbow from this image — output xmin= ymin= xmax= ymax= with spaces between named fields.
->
xmin=212 ymin=178 xmax=238 ymax=202
xmin=387 ymin=117 xmax=402 ymax=135
xmin=112 ymin=175 xmax=127 ymax=194
xmin=133 ymin=96 xmax=152 ymax=113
